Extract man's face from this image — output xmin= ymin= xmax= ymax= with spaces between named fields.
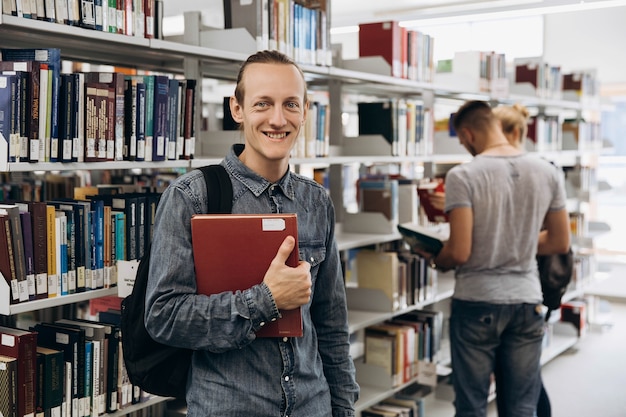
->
xmin=230 ymin=63 xmax=308 ymax=166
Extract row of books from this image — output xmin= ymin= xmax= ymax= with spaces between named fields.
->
xmin=526 ymin=116 xmax=602 ymax=153
xmin=225 ymin=0 xmax=331 ymax=67
xmin=1 ymin=190 xmax=160 ymax=304
xmin=0 ymin=47 xmax=197 ymax=164
xmin=438 ymin=51 xmax=601 ymax=100
xmin=2 ymin=0 xmax=161 ymax=39
xmin=347 ymin=247 xmax=438 ymax=312
xmin=358 ymin=21 xmax=436 ymax=83
xmin=358 ymin=100 xmax=434 ymax=157
xmin=363 ymin=310 xmax=444 ymax=388
xmin=0 ymin=312 xmax=144 ymax=417
xmin=361 ymin=396 xmax=424 ymax=417
xmin=513 ymin=57 xmax=600 ymax=100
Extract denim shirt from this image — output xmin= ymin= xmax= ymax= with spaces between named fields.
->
xmin=145 ymin=144 xmax=359 ymax=417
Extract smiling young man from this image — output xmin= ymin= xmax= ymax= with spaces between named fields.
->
xmin=144 ymin=50 xmax=359 ymax=417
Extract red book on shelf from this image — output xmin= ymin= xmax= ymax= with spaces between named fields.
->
xmin=358 ymin=21 xmax=403 ymax=78
xmin=191 ymin=213 xmax=303 ymax=338
xmin=0 ymin=326 xmax=37 ymax=417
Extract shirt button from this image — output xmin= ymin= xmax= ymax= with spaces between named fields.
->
xmin=310 ymin=257 xmax=314 ymax=262
xmin=271 ymin=317 xmax=277 ymax=322
xmin=259 ymin=322 xmax=265 ymax=327
xmin=282 ymin=337 xmax=288 ymax=342
xmin=284 ymin=376 xmax=289 ymax=382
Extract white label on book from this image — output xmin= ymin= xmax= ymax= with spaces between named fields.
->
xmin=262 ymin=218 xmax=286 ymax=232
xmin=1 ymin=334 xmax=16 ymax=347
xmin=55 ymin=332 xmax=69 ymax=345
xmin=34 ymin=49 xmax=49 ymax=61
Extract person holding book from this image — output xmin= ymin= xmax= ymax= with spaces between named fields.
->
xmin=415 ymin=100 xmax=570 ymax=417
xmin=144 ymin=50 xmax=359 ymax=416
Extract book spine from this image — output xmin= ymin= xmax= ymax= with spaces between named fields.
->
xmin=74 ymin=72 xmax=85 ymax=162
xmin=19 ymin=211 xmax=36 ymax=301
xmin=0 ymin=357 xmax=18 ymax=417
xmin=84 ymin=84 xmax=98 ymax=162
xmin=166 ymin=79 xmax=178 ymax=160
xmin=45 ymin=205 xmax=57 ymax=298
xmin=96 ymin=85 xmax=108 ymax=161
xmin=182 ymin=79 xmax=196 ymax=160
xmin=135 ymin=81 xmax=146 ymax=161
xmin=142 ymin=75 xmax=154 ymax=161
xmin=123 ymin=78 xmax=137 ymax=161
xmin=106 ymin=86 xmax=115 ymax=161
xmin=30 ymin=202 xmax=49 ymax=299
xmin=151 ymin=75 xmax=168 ymax=161
xmin=0 ymin=215 xmax=19 ymax=303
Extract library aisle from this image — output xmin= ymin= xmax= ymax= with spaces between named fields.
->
xmin=424 ymin=262 xmax=626 ymax=417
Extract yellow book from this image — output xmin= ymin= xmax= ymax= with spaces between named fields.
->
xmin=46 ymin=204 xmax=57 ymax=297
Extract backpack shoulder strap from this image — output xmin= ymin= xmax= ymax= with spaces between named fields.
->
xmin=197 ymin=164 xmax=233 ymax=214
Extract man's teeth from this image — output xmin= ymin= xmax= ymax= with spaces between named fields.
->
xmin=267 ymin=132 xmax=287 ymax=139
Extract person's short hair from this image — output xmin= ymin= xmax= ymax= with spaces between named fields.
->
xmin=452 ymin=100 xmax=494 ymax=132
xmin=234 ymin=50 xmax=308 ymax=105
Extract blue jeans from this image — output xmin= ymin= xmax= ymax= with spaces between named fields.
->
xmin=450 ymin=299 xmax=545 ymax=417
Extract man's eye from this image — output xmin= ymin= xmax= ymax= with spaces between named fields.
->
xmin=286 ymin=102 xmax=299 ymax=109
xmin=256 ymin=102 xmax=268 ymax=108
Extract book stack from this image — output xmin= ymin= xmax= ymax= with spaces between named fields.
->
xmin=358 ymin=20 xmax=435 ymax=82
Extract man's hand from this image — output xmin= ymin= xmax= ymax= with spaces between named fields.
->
xmin=263 ymin=236 xmax=312 ymax=310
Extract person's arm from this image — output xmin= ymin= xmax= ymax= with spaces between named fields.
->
xmin=537 ymin=208 xmax=570 ymax=255
xmin=144 ymin=174 xmax=281 ymax=353
xmin=431 ymin=206 xmax=473 ymax=271
xmin=311 ymin=200 xmax=359 ymax=417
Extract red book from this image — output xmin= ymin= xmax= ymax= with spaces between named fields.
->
xmin=359 ymin=21 xmax=403 ymax=78
xmin=191 ymin=213 xmax=303 ymax=338
xmin=417 ymin=180 xmax=448 ymax=223
xmin=0 ymin=326 xmax=37 ymax=417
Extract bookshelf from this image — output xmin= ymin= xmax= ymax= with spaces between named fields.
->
xmin=0 ymin=4 xmax=608 ymax=417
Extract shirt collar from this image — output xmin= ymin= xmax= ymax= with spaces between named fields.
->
xmin=224 ymin=144 xmax=296 ymax=201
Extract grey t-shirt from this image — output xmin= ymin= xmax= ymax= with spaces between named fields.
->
xmin=445 ymin=153 xmax=566 ymax=304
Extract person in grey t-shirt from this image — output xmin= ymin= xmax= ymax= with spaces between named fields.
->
xmin=416 ymin=100 xmax=570 ymax=417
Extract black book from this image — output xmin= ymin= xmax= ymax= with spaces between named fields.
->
xmin=32 ymin=323 xmax=86 ymax=417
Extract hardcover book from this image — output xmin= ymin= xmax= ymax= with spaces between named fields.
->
xmin=0 ymin=48 xmax=61 ymax=164
xmin=0 ymin=354 xmax=17 ymax=417
xmin=358 ymin=21 xmax=403 ymax=78
xmin=417 ymin=180 xmax=449 ymax=223
xmin=191 ymin=213 xmax=303 ymax=337
xmin=35 ymin=347 xmax=63 ymax=417
xmin=396 ymin=222 xmax=449 ymax=256
xmin=0 ymin=326 xmax=37 ymax=417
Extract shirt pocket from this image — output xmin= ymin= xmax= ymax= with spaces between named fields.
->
xmin=299 ymin=240 xmax=326 ymax=285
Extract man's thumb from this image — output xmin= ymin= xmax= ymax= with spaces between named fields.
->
xmin=273 ymin=235 xmax=296 ymax=265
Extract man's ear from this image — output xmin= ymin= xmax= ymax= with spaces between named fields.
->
xmin=229 ymin=96 xmax=243 ymax=123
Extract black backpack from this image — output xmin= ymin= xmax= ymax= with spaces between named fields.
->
xmin=120 ymin=164 xmax=233 ymax=399
xmin=537 ymin=247 xmax=574 ymax=321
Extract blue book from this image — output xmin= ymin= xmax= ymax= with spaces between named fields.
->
xmin=152 ymin=75 xmax=169 ymax=161
xmin=0 ymin=74 xmax=17 ymax=163
xmin=90 ymin=199 xmax=105 ymax=289
xmin=84 ymin=340 xmax=93 ymax=416
xmin=55 ymin=211 xmax=68 ymax=296
xmin=1 ymin=48 xmax=61 ymax=163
